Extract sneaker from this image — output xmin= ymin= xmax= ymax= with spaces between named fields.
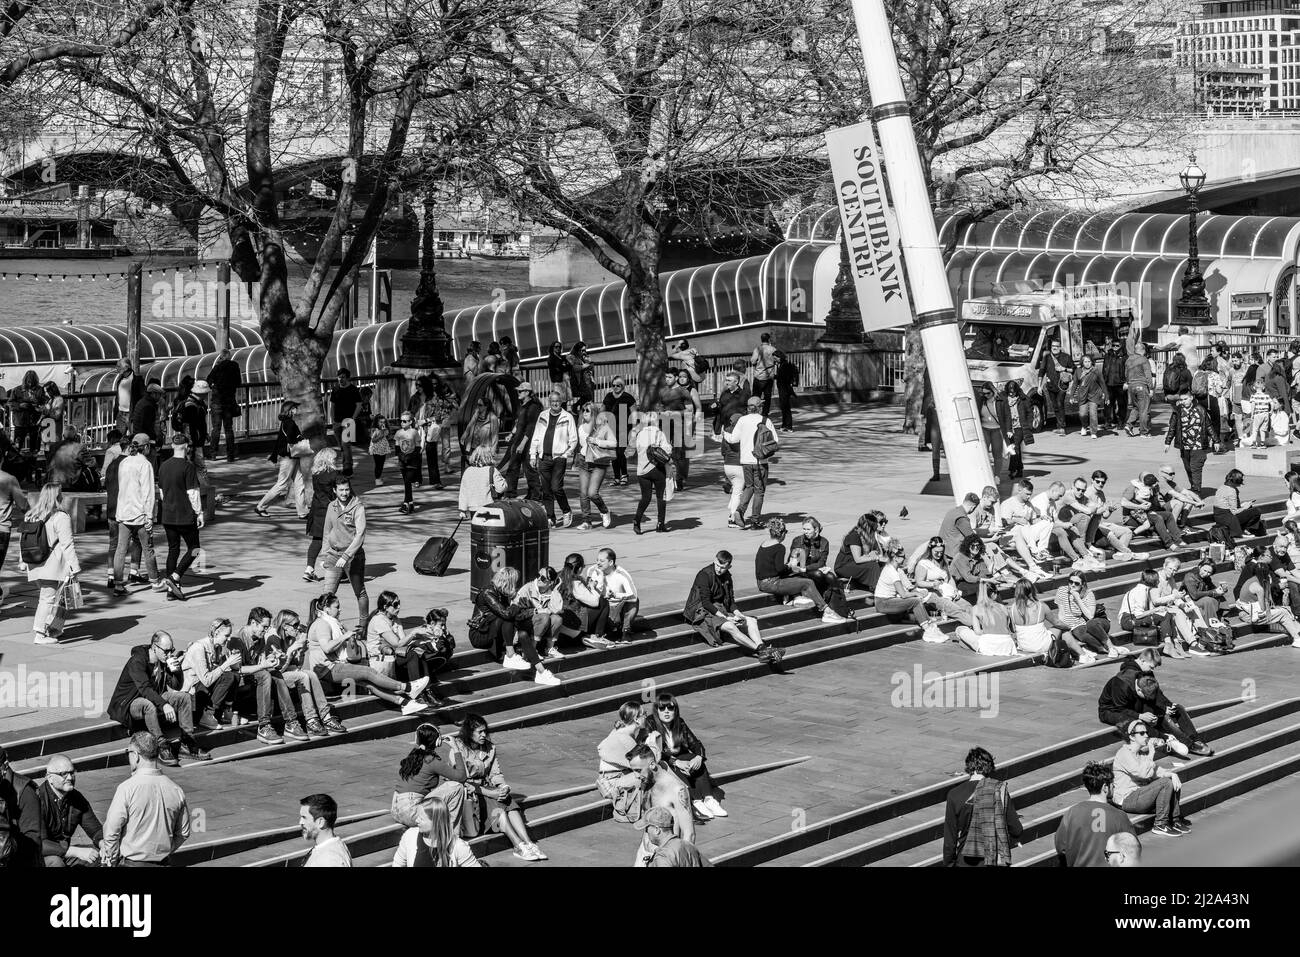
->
xmin=633 ymin=520 xmax=644 ymax=535
xmin=821 ymin=609 xmax=849 ymax=624
xmin=197 ymin=710 xmax=222 ymax=731
xmin=559 ymin=512 xmax=573 ymax=528
xmin=178 ymin=740 xmax=212 ymax=761
xmin=692 ymin=799 xmax=715 ymax=819
xmin=581 ymin=635 xmax=612 ymax=650
xmin=727 ymin=518 xmax=742 ymax=529
xmin=502 ymin=652 xmax=532 ymax=671
xmin=1175 ymin=817 xmax=1194 ymax=831
xmin=163 ymin=578 xmax=186 ymax=601
xmin=513 ymin=846 xmax=544 ymax=863
xmin=578 ymin=521 xmax=594 ymax=530
xmin=130 ymin=571 xmax=149 ymax=584
xmin=151 ymin=580 xmax=168 ymax=592
xmin=323 ymin=716 xmax=347 ymax=736
xmin=257 ymin=725 xmax=284 ymax=745
xmin=921 ymin=623 xmax=947 ymax=643
xmin=544 ymin=646 xmax=564 ymax=661
xmin=703 ymin=797 xmax=728 ymax=817
xmin=157 ymin=744 xmax=181 ymax=768
xmin=407 ymin=676 xmax=431 ymax=699
xmin=790 ymin=595 xmax=815 ymax=608
xmin=533 ymin=665 xmax=561 ymax=687
xmin=305 ymin=718 xmax=328 ymax=739
xmin=303 ymin=569 xmax=322 ymax=583
xmin=656 ymin=523 xmax=669 ymax=533
xmin=33 ymin=633 xmax=59 ymax=645
xmin=525 ymin=841 xmax=549 ymax=860
xmin=1187 ymin=645 xmax=1214 ymax=657
xmin=398 ymin=503 xmax=411 ymax=514
xmin=374 ymin=478 xmax=385 ymax=487
xmin=1150 ymin=823 xmax=1182 ymax=838
xmin=601 ymin=511 xmax=613 ymax=528
xmin=254 ymin=506 xmax=270 ymax=517
xmin=1111 ymin=645 xmax=1129 ymax=656
xmin=112 ymin=584 xmax=127 ymax=597
xmin=1079 ymin=651 xmax=1098 ymax=664
xmin=1188 ymin=740 xmax=1215 ymax=757
xmin=400 ymin=697 xmax=430 ymax=716
xmin=283 ymin=720 xmax=310 ymax=742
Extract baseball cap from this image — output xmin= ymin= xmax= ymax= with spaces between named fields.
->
xmin=131 ymin=433 xmax=154 ymax=447
xmin=746 ymin=395 xmax=762 ymax=409
xmin=192 ymin=379 xmax=211 ymax=395
xmin=635 ymin=807 xmax=676 ymax=831
xmin=517 ymin=381 xmax=533 ymax=393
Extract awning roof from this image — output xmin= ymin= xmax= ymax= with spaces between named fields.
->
xmin=0 ymin=320 xmax=262 ymax=367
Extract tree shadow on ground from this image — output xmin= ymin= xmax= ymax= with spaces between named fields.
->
xmin=664 ymin=517 xmax=703 ymax=533
xmin=185 ymin=574 xmax=272 ymax=599
xmin=63 ymin=613 xmax=149 ymax=644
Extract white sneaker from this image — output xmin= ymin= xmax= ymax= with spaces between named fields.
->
xmin=558 ymin=512 xmax=573 ymax=528
xmin=400 ymin=697 xmax=429 ymax=716
xmin=921 ymin=623 xmax=947 ymax=643
xmin=1079 ymin=651 xmax=1098 ymax=664
xmin=545 ymin=647 xmax=564 ymax=661
xmin=601 ymin=511 xmax=613 ymax=528
xmin=821 ymin=608 xmax=849 ymax=624
xmin=1106 ymin=645 xmax=1120 ymax=658
xmin=703 ymin=797 xmax=728 ymax=818
xmin=533 ymin=666 xmax=561 ymax=687
xmin=1111 ymin=645 xmax=1129 ymax=656
xmin=1291 ymin=638 xmax=1300 ymax=648
xmin=407 ymin=676 xmax=430 ymax=699
xmin=502 ymin=652 xmax=531 ymax=671
xmin=33 ymin=633 xmax=59 ymax=645
xmin=791 ymin=596 xmax=815 ymax=608
xmin=692 ymin=799 xmax=715 ymax=819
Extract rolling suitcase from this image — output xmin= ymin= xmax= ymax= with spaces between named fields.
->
xmin=414 ymin=516 xmax=464 ymax=577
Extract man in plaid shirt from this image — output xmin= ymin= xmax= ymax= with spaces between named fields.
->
xmin=1165 ymin=393 xmax=1212 ymax=494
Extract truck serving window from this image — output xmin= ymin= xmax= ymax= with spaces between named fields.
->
xmin=963 ymin=322 xmax=1040 ymax=362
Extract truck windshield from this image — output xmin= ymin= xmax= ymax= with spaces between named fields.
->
xmin=963 ymin=322 xmax=1041 ymax=362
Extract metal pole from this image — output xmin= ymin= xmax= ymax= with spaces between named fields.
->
xmin=126 ymin=261 xmax=142 ymax=375
xmin=848 ymin=0 xmax=994 ymax=500
xmin=216 ymin=261 xmax=231 ymax=351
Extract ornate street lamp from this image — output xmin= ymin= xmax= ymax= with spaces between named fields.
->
xmin=1175 ymin=153 xmax=1212 ymax=326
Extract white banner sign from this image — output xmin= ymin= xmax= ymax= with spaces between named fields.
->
xmin=0 ymin=363 xmax=74 ymax=393
xmin=825 ymin=121 xmax=914 ymax=332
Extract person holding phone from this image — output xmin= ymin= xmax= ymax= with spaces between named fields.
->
xmin=1213 ymin=468 xmax=1266 ymax=539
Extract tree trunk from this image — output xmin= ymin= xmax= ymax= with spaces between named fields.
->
xmin=902 ymin=327 xmax=927 ymax=434
xmin=261 ymin=242 xmax=329 ymax=447
xmin=631 ymin=275 xmax=669 ymax=412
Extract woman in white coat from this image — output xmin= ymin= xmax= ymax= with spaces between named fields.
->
xmin=25 ymin=483 xmax=80 ymax=644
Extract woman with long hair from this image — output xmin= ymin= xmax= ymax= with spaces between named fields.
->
xmin=834 ymin=512 xmax=884 ymax=592
xmin=875 ymin=544 xmax=946 ymax=640
xmin=415 ymin=380 xmax=448 ymax=490
xmin=953 ymin=581 xmax=1018 ymax=656
xmin=26 ymin=483 xmax=80 ymax=644
xmin=450 ymin=713 xmax=547 ymax=862
xmin=1010 ymin=579 xmax=1091 ymax=662
xmin=390 ymin=723 xmax=469 ymax=830
xmin=41 ymin=381 xmax=64 ymax=456
xmin=661 ymin=369 xmax=702 ymax=490
xmin=255 ymin=399 xmax=309 ymax=518
xmin=8 ymin=369 xmax=43 ymax=452
xmin=632 ymin=409 xmax=673 ymax=535
xmin=578 ymin=409 xmax=616 ymax=530
xmin=546 ymin=340 xmax=571 ymax=405
xmin=646 ymin=693 xmax=727 ymax=820
xmin=392 ymin=796 xmax=480 ymax=867
xmin=266 ymin=608 xmax=345 ymax=737
xmin=365 ymin=590 xmax=446 ymax=708
xmin=1054 ymin=571 xmax=1128 ymax=658
xmin=908 ymin=537 xmax=974 ymax=626
xmin=303 ymin=447 xmax=339 ymax=581
xmin=569 ymin=340 xmax=595 ymax=410
xmin=1214 ymin=467 xmax=1267 ymax=538
xmin=557 ymin=552 xmax=612 ymax=649
xmin=596 ymin=701 xmax=648 ymax=822
xmin=1003 ymin=380 xmax=1033 ymax=479
xmin=1074 ymin=353 xmax=1108 ymax=438
xmin=307 ymin=593 xmax=430 ymax=714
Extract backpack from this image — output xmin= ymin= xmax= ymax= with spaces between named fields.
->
xmin=1191 ymin=370 xmax=1209 ymax=397
xmin=754 ymin=421 xmax=779 ymax=460
xmin=693 ymin=355 xmax=710 ymax=375
xmin=1042 ymin=636 xmax=1074 ymax=668
xmin=170 ymin=401 xmax=186 ymax=433
xmin=20 ymin=518 xmax=50 ymax=565
xmin=1194 ymin=620 xmax=1235 ymax=655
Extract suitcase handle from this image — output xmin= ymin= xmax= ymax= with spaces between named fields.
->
xmin=447 ymin=515 xmax=465 ymax=540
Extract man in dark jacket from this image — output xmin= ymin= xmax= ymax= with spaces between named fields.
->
xmin=0 ymin=744 xmax=43 ymax=867
xmin=684 ymin=551 xmax=783 ymax=664
xmin=129 ymin=380 xmax=164 ymax=446
xmin=941 ymin=747 xmax=1023 ymax=866
xmin=37 ymin=754 xmax=104 ymax=866
xmin=1164 ymin=392 xmax=1212 ymax=493
xmin=1162 ymin=352 xmax=1193 ymax=397
xmin=503 ymin=381 xmax=543 ymax=500
xmin=107 ymin=633 xmax=211 ymax=766
xmin=1096 ymin=651 xmax=1211 ymax=755
xmin=1037 ymin=338 xmax=1075 ymax=434
xmin=1101 ymin=339 xmax=1127 ymax=428
xmin=207 ymin=348 xmax=242 ymax=461
xmin=112 ymin=358 xmax=146 ymax=436
xmin=182 ymin=381 xmax=211 ymax=452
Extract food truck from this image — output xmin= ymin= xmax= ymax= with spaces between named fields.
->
xmin=960 ymin=279 xmax=1139 ymax=430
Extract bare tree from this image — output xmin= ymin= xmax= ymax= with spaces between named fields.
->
xmin=1 ymin=0 xmax=514 ymax=444
xmin=466 ymin=0 xmax=823 ymax=408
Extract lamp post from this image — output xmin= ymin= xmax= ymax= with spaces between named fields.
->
xmin=1175 ymin=153 xmax=1211 ymax=326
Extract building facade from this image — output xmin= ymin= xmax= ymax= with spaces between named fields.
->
xmin=1177 ymin=2 xmax=1300 ymax=112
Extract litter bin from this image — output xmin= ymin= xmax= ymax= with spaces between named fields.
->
xmin=470 ymin=499 xmax=550 ymax=599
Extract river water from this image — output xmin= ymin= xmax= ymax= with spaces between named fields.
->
xmin=0 ymin=254 xmax=534 ymax=329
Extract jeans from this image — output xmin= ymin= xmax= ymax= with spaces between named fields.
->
xmin=332 ymin=422 xmax=354 ymax=475
xmin=127 ymin=689 xmax=194 ymax=738
xmin=1045 ymin=388 xmax=1067 ymax=430
xmin=736 ymin=463 xmax=768 ymax=521
xmin=323 ymin=661 xmax=406 ymax=696
xmin=257 ymin=456 xmax=309 ymax=516
xmin=752 ymin=377 xmax=775 ymax=418
xmin=537 ymin=456 xmax=570 ymax=520
xmin=391 ymin=782 xmax=465 ymax=832
xmin=425 ymin=445 xmax=442 ymax=486
xmin=321 ymin=547 xmax=370 ymax=623
xmin=635 ymin=468 xmax=667 ymax=525
xmin=1126 ymin=384 xmax=1151 ymax=433
xmin=106 ymin=520 xmax=141 ymax=580
xmin=208 ymin=404 xmax=237 ymax=459
xmin=982 ymin=427 xmax=1004 ymax=474
xmin=1121 ymin=778 xmax=1179 ymax=826
xmin=875 ymin=595 xmax=930 ymax=626
xmin=468 ymin=617 xmax=515 ymax=662
xmin=113 ymin=522 xmax=158 ymax=584
xmin=242 ymin=669 xmax=296 ymax=727
xmin=1070 ymin=618 xmax=1112 ymax=653
xmin=578 ymin=461 xmax=609 ymax=522
xmin=1180 ymin=448 xmax=1208 ymax=492
xmin=759 ymin=576 xmax=825 ymax=610
xmin=194 ymin=670 xmax=237 ymax=718
xmin=609 ymin=598 xmax=640 ymax=637
xmin=1106 ymin=383 xmax=1127 ymax=424
xmin=164 ymin=523 xmax=201 ymax=580
xmin=612 ymin=445 xmax=629 ymax=482
xmin=280 ymin=669 xmax=333 ymax=723
xmin=1079 ymin=401 xmax=1099 ymax=434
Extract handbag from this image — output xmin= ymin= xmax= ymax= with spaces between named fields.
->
xmin=289 ymin=438 xmax=313 ymax=459
xmin=647 ymin=445 xmax=672 ymax=467
xmin=467 ymin=606 xmax=491 ymax=633
xmin=343 ymin=629 xmax=369 ymax=664
xmin=60 ymin=578 xmax=84 ymax=612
